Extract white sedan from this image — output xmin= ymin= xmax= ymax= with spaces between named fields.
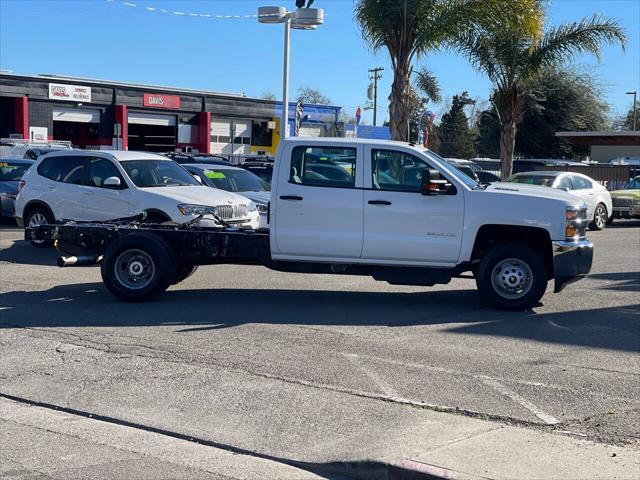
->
xmin=506 ymin=171 xmax=612 ymax=230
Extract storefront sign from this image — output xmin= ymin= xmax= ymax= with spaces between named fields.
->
xmin=29 ymin=126 xmax=48 ymax=142
xmin=48 ymin=83 xmax=92 ymax=102
xmin=143 ymin=93 xmax=180 ymax=109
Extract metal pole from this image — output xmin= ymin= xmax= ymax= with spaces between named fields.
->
xmin=634 ymin=91 xmax=637 ymax=131
xmin=373 ymin=73 xmax=378 ymax=126
xmin=281 ymin=17 xmax=291 ymax=140
xmin=368 ymin=67 xmax=383 ymax=126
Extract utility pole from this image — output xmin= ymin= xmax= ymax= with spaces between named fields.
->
xmin=626 ymin=91 xmax=637 ymax=131
xmin=368 ymin=67 xmax=384 ymax=126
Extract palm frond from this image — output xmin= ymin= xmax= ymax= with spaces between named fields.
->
xmin=414 ymin=67 xmax=441 ymax=103
xmin=530 ymin=14 xmax=626 ymax=70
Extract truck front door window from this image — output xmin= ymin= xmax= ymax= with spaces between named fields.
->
xmin=372 ymin=150 xmax=426 ymax=192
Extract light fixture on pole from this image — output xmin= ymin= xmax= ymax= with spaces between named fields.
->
xmin=626 ymin=91 xmax=637 ymax=131
xmin=258 ymin=5 xmax=324 ymax=140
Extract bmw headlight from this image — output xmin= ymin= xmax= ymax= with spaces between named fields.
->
xmin=247 ymin=201 xmax=257 ymax=212
xmin=256 ymin=203 xmax=268 ymax=213
xmin=177 ymin=204 xmax=213 ymax=216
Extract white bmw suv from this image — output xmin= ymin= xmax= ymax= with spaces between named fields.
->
xmin=15 ymin=150 xmax=260 ymax=245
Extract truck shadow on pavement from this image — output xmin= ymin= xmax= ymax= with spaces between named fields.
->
xmin=0 ymin=239 xmax=59 ymax=266
xmin=0 ymin=281 xmax=638 ymax=353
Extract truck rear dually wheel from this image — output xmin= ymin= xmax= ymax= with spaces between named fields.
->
xmin=101 ymin=232 xmax=176 ymax=302
xmin=475 ymin=244 xmax=548 ymax=310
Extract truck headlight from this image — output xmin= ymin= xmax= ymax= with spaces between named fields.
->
xmin=177 ymin=204 xmax=213 ymax=216
xmin=565 ymin=206 xmax=587 ymax=240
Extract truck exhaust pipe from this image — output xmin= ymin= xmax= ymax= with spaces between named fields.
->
xmin=57 ymin=255 xmax=102 ymax=267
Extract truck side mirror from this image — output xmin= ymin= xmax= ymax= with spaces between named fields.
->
xmin=421 ymin=169 xmax=448 ymax=195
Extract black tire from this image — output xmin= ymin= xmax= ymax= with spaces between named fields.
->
xmin=475 ymin=244 xmax=548 ymax=310
xmin=101 ymin=232 xmax=176 ymax=302
xmin=172 ymin=265 xmax=198 ymax=285
xmin=589 ymin=203 xmax=608 ymax=231
xmin=606 ymin=215 xmax=614 ymax=225
xmin=25 ymin=206 xmax=54 ymax=248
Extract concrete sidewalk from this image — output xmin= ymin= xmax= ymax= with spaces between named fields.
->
xmin=0 ymin=397 xmax=325 ymax=480
xmin=393 ymin=423 xmax=639 ymax=480
xmin=2 ymin=396 xmax=638 ymax=480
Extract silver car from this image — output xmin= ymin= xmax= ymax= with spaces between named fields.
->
xmin=0 ymin=158 xmax=34 ymax=221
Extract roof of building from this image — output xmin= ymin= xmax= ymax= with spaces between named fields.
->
xmin=0 ymin=72 xmax=342 ymax=110
xmin=555 ymin=130 xmax=640 ymax=146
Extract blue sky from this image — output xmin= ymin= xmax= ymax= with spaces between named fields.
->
xmin=1 ymin=0 xmax=638 ymax=125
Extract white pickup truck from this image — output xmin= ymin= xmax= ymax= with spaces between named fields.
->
xmin=28 ymin=137 xmax=593 ymax=309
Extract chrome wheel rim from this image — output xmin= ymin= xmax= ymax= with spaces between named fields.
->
xmin=491 ymin=258 xmax=533 ymax=300
xmin=114 ymin=249 xmax=155 ymax=290
xmin=595 ymin=205 xmax=606 ymax=229
xmin=28 ymin=213 xmax=47 ymax=228
xmin=28 ymin=213 xmax=48 ymax=244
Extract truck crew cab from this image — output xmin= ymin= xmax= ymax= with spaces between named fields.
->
xmin=29 ymin=138 xmax=593 ymax=309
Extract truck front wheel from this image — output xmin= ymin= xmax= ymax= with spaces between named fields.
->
xmin=101 ymin=233 xmax=176 ymax=302
xmin=475 ymin=244 xmax=548 ymax=310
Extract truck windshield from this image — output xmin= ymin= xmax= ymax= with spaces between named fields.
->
xmin=120 ymin=160 xmax=200 ymax=188
xmin=423 ymin=150 xmax=481 ymax=189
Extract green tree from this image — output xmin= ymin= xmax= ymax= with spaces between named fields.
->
xmin=456 ymin=14 xmax=625 ymax=177
xmin=436 ymin=92 xmax=476 ymax=158
xmin=613 ymin=103 xmax=639 ymax=131
xmin=295 ymin=86 xmax=331 ymax=105
xmin=476 ymin=67 xmax=610 ymax=160
xmin=355 ymin=0 xmax=543 ymax=142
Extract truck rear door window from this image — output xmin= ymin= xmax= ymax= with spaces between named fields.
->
xmin=290 ymin=146 xmax=357 ymax=188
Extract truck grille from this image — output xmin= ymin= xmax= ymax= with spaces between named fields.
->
xmin=213 ymin=204 xmax=248 ymax=220
xmin=613 ymin=198 xmax=634 ymax=207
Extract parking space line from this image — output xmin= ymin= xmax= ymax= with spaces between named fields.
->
xmin=476 ymin=376 xmax=560 ymax=425
xmin=341 ymin=352 xmax=562 ymax=425
xmin=343 ymin=353 xmax=399 ymax=398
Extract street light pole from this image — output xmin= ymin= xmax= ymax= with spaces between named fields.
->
xmin=281 ymin=16 xmax=291 ymax=139
xmin=258 ymin=6 xmax=324 ymax=142
xmin=626 ymin=91 xmax=637 ymax=131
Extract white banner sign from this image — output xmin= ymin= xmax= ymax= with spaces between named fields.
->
xmin=48 ymin=83 xmax=92 ymax=102
xmin=29 ymin=126 xmax=48 ymax=142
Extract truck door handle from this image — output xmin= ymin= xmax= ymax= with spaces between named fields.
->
xmin=368 ymin=200 xmax=391 ymax=206
xmin=280 ymin=195 xmax=303 ymax=201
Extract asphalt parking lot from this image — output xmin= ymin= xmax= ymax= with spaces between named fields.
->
xmin=1 ymin=221 xmax=639 ymax=478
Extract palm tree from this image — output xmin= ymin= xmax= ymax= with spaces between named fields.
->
xmin=456 ymin=14 xmax=626 ymax=178
xmin=355 ymin=0 xmax=543 ymax=141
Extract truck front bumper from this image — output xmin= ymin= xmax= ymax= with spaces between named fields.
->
xmin=553 ymin=240 xmax=593 ymax=293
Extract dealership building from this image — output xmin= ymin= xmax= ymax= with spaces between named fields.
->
xmin=0 ymin=73 xmax=342 ymax=159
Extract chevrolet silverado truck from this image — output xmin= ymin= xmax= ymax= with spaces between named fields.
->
xmin=28 ymin=138 xmax=594 ymax=309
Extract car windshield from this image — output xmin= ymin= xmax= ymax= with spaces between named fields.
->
xmin=120 ymin=160 xmax=200 ymax=187
xmin=0 ymin=161 xmax=31 ymax=181
xmin=202 ymin=168 xmax=270 ymax=192
xmin=425 ymin=151 xmax=480 ymax=189
xmin=505 ymin=175 xmax=557 ymax=187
